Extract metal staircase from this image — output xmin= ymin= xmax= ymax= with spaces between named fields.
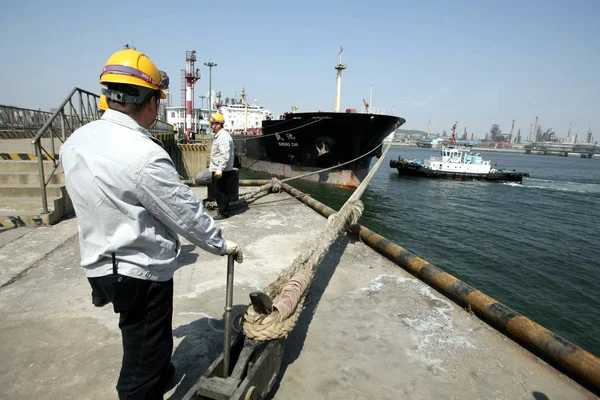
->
xmin=0 ymin=88 xmax=178 ymax=228
xmin=0 ymin=88 xmax=100 ymax=227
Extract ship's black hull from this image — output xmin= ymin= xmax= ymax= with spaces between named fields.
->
xmin=233 ymin=112 xmax=404 ymax=188
xmin=389 ymin=159 xmax=529 ymax=183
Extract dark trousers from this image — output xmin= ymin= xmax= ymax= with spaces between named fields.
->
xmin=88 ymin=275 xmax=174 ymax=400
xmin=213 ymin=170 xmax=233 ymax=216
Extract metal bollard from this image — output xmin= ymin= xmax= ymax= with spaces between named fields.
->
xmin=223 ymin=254 xmax=235 ymax=377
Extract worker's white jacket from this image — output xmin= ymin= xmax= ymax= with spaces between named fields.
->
xmin=60 ymin=109 xmax=227 ymax=282
xmin=209 ymin=129 xmax=234 ymax=172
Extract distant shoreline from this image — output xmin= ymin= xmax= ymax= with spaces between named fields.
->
xmin=388 ymin=142 xmax=524 ymax=154
xmin=387 ymin=142 xmax=599 ymax=158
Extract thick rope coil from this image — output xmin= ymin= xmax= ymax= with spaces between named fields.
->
xmin=243 ymin=294 xmax=307 ymax=341
xmin=270 ymin=270 xmax=312 ymax=322
xmin=242 ymin=200 xmax=364 ymax=340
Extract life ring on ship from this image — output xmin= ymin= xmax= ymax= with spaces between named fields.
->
xmin=315 ymin=136 xmax=336 ymax=156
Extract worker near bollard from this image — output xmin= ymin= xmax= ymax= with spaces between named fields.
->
xmin=208 ymin=113 xmax=235 ymax=220
xmin=60 ymin=48 xmax=244 ymax=400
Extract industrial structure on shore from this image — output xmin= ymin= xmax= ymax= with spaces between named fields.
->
xmin=391 ymin=117 xmax=595 ymax=152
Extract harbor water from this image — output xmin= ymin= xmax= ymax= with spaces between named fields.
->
xmin=244 ymin=146 xmax=600 ymax=357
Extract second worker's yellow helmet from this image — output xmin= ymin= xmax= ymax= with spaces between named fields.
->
xmin=99 ymin=95 xmax=108 ymax=111
xmin=209 ymin=113 xmax=225 ymax=124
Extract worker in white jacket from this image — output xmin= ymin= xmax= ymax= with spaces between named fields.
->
xmin=60 ymin=48 xmax=243 ymax=400
xmin=208 ymin=113 xmax=235 ymax=219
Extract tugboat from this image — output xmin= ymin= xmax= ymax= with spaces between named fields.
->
xmin=390 ymin=123 xmax=530 ymax=183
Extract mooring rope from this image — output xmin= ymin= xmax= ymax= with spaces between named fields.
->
xmin=237 ymin=141 xmax=385 ymax=203
xmin=279 ymin=142 xmax=382 ymax=184
xmin=242 ymin=141 xmax=393 ymax=341
xmin=237 ymin=177 xmax=283 ymax=202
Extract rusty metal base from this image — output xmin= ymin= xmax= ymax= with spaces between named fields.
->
xmin=182 ymin=333 xmax=285 ymax=400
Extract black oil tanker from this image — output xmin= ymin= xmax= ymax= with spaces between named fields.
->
xmin=233 ymin=112 xmax=404 ymax=188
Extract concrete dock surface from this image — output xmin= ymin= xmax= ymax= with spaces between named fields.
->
xmin=0 ymin=187 xmax=597 ymax=400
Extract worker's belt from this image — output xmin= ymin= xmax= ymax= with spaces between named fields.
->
xmin=112 ymin=252 xmax=118 ymax=275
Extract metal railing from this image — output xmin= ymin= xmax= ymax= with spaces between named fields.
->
xmin=32 ymin=88 xmax=101 ymax=213
xmin=0 ymin=105 xmax=57 ymax=135
xmin=360 ymin=107 xmax=386 ymax=115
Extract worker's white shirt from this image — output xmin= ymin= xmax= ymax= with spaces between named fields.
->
xmin=60 ymin=109 xmax=226 ymax=281
xmin=209 ymin=128 xmax=234 ymax=172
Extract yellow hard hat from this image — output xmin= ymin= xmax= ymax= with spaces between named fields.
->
xmin=99 ymin=49 xmax=168 ymax=99
xmin=99 ymin=95 xmax=108 ymax=111
xmin=209 ymin=113 xmax=225 ymax=124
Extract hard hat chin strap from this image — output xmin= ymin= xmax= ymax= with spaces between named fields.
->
xmin=102 ymin=86 xmax=155 ymax=105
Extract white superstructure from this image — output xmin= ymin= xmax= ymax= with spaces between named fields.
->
xmin=423 ymin=146 xmax=492 ymax=174
xmin=218 ymin=88 xmax=271 ymax=134
xmin=165 ymin=88 xmax=271 ymax=135
xmin=420 ymin=122 xmax=492 ymax=175
xmin=220 ymin=103 xmax=271 ymax=133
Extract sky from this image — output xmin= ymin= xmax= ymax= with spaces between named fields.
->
xmin=1 ymin=0 xmax=599 ymax=139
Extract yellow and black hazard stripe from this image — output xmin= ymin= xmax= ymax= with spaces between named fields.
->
xmin=152 ymin=134 xmax=177 ymax=152
xmin=178 ymin=144 xmax=209 ymax=152
xmin=152 ymin=133 xmax=176 ymax=141
xmin=0 ymin=153 xmax=56 ymax=161
xmin=0 ymin=215 xmax=44 ymax=228
xmin=0 ymin=218 xmax=18 ymax=229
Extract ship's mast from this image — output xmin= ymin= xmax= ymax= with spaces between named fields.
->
xmin=241 ymin=87 xmax=248 ymax=132
xmin=241 ymin=87 xmax=247 ymax=105
xmin=334 ymin=46 xmax=346 ymax=112
xmin=450 ymin=122 xmax=458 ymax=146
